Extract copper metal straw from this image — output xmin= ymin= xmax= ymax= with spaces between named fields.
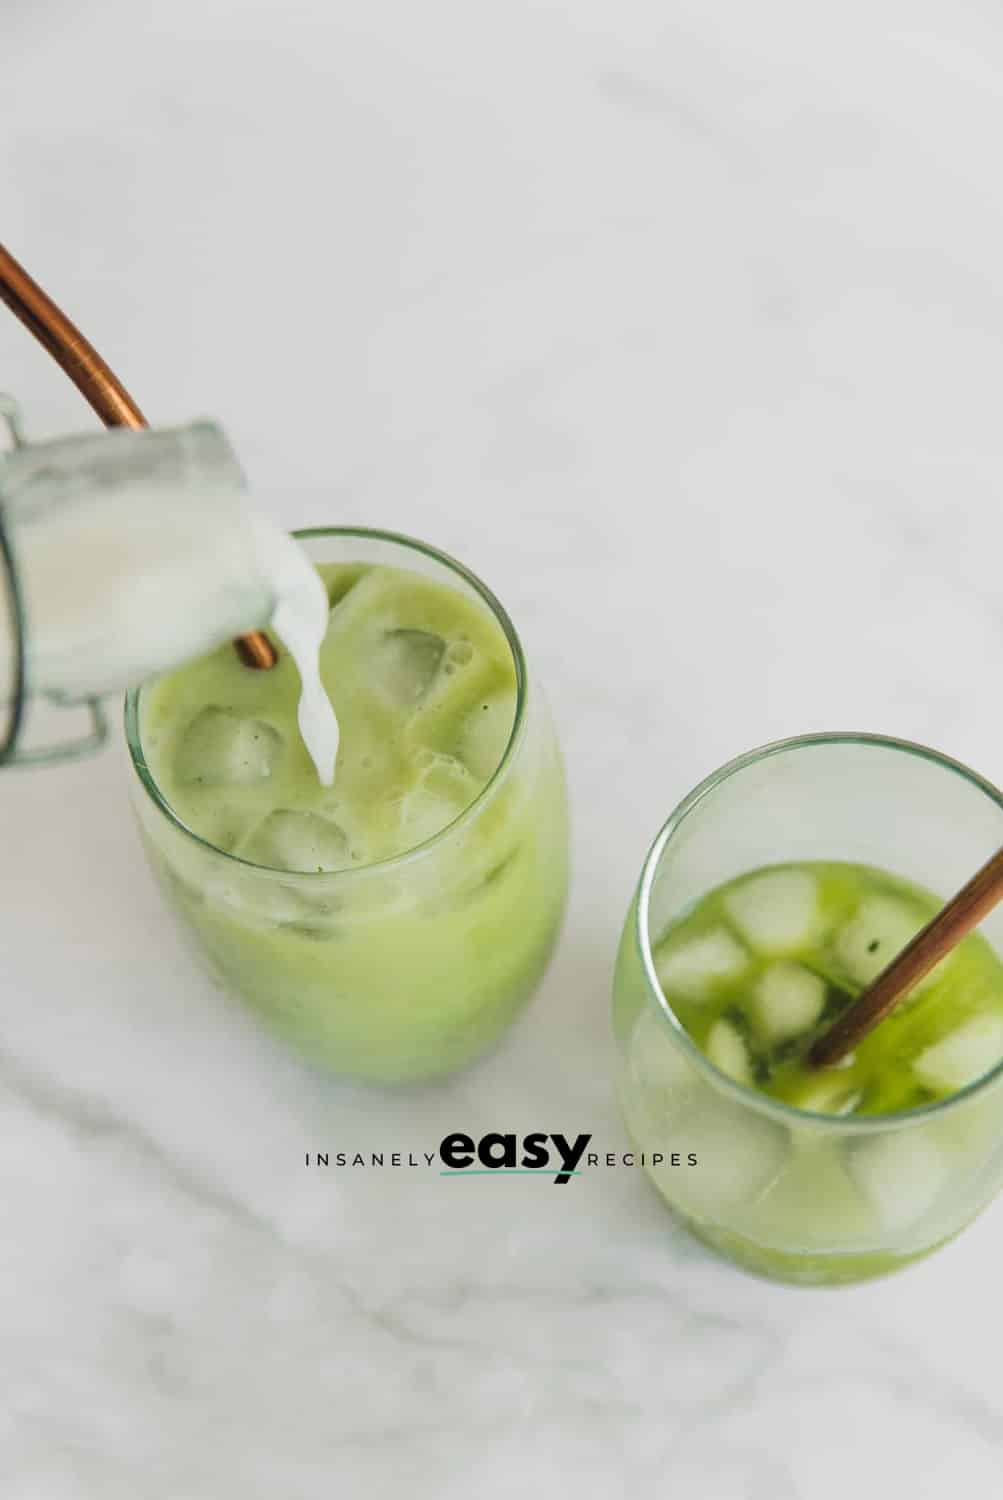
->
xmin=810 ymin=843 xmax=1003 ymax=1068
xmin=0 ymin=241 xmax=276 ymax=670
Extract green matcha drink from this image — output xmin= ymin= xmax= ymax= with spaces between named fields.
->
xmin=127 ymin=528 xmax=568 ymax=1082
xmin=614 ymin=735 xmax=1003 ymax=1284
xmin=653 ymin=862 xmax=1003 ymax=1117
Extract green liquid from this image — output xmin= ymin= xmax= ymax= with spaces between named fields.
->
xmin=656 ymin=862 xmax=1003 ymax=1118
xmin=135 ymin=562 xmax=568 ymax=1082
xmin=615 ymin=861 xmax=1003 ymax=1284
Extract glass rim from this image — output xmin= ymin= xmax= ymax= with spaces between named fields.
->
xmin=635 ymin=730 xmax=1003 ymax=1133
xmin=124 ymin=524 xmax=528 ymax=879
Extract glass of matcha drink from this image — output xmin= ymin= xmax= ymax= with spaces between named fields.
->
xmin=126 ymin=528 xmax=568 ymax=1083
xmin=614 ymin=733 xmax=1003 ymax=1284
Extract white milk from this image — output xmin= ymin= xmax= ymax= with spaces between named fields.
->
xmin=0 ymin=421 xmax=339 ymax=782
xmin=251 ymin=517 xmax=338 ymax=786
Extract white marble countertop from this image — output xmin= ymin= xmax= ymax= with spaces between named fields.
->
xmin=5 ymin=3 xmax=1003 ymax=1494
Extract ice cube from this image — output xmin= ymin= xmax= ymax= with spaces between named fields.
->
xmin=175 ymin=706 xmax=282 ymax=786
xmin=705 ymin=1018 xmax=752 ymax=1084
xmin=372 ymin=629 xmax=445 ymax=706
xmin=786 ymin=1071 xmax=862 ymax=1117
xmin=752 ymin=962 xmax=826 ymax=1043
xmin=239 ymin=810 xmax=351 ymax=873
xmin=664 ymin=1090 xmax=788 ymax=1216
xmin=322 ymin=562 xmax=369 ymax=608
xmin=201 ymin=859 xmax=297 ymax=921
xmin=913 ymin=1015 xmax=1003 ymax=1093
xmin=723 ymin=869 xmax=820 ymax=954
xmin=630 ymin=1008 xmax=694 ymax=1098
xmin=622 ymin=1009 xmax=696 ymax=1142
xmin=744 ymin=1143 xmax=871 ymax=1250
xmin=846 ymin=1130 xmax=951 ymax=1232
xmin=397 ymin=758 xmax=474 ymax=848
xmin=458 ymin=690 xmax=516 ymax=781
xmin=654 ymin=928 xmax=748 ymax=1001
xmin=398 ymin=792 xmax=464 ymax=848
xmin=835 ymin=895 xmax=945 ymax=992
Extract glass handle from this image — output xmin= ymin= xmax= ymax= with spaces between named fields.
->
xmin=0 ymin=393 xmax=110 ymax=769
xmin=3 ymin=695 xmax=108 ymax=768
xmin=0 ymin=402 xmax=27 ymax=764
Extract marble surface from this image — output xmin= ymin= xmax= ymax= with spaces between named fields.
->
xmin=5 ymin=2 xmax=1003 ymax=1494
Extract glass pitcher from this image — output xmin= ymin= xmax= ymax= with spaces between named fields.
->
xmin=0 ymin=397 xmax=278 ymax=768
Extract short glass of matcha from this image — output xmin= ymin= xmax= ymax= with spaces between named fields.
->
xmin=126 ymin=528 xmax=568 ymax=1083
xmin=614 ymin=733 xmax=1003 ymax=1284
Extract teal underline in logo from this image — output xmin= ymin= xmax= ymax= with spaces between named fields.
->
xmin=439 ymin=1169 xmax=580 ymax=1176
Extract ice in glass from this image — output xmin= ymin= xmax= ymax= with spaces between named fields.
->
xmin=127 ymin=529 xmax=568 ymax=1082
xmin=614 ymin=735 xmax=1003 ymax=1283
